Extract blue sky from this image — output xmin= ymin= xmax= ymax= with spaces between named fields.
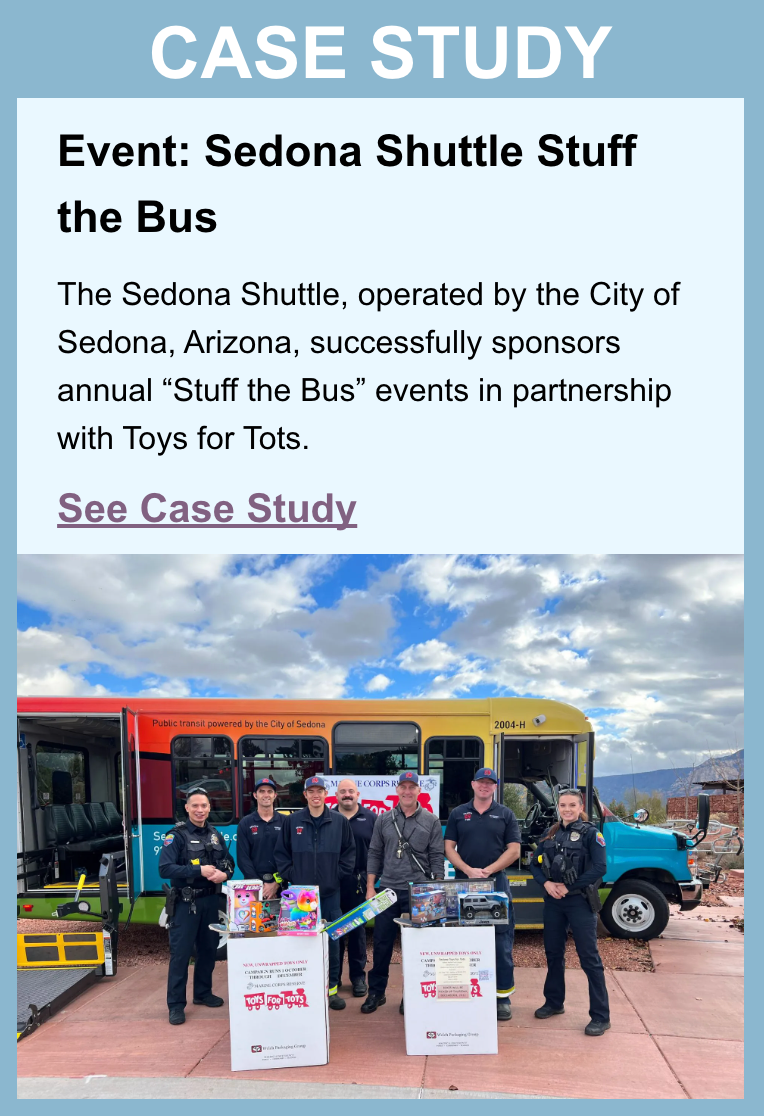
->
xmin=17 ymin=553 xmax=743 ymax=775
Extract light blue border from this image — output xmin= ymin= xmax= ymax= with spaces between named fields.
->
xmin=7 ymin=1 xmax=757 ymax=1110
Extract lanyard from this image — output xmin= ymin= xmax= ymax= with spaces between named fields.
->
xmin=391 ymin=807 xmax=431 ymax=878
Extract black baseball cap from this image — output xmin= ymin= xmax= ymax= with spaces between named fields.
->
xmin=254 ymin=777 xmax=278 ymax=790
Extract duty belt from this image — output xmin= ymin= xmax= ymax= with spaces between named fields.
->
xmin=180 ymin=885 xmax=217 ymax=900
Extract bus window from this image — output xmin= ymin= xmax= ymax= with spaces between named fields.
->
xmin=333 ymin=722 xmax=420 ymax=777
xmin=172 ymin=736 xmax=233 ymax=823
xmin=239 ymin=738 xmax=327 ymax=811
xmin=425 ymin=738 xmax=483 ymax=821
xmin=36 ymin=743 xmax=89 ymax=805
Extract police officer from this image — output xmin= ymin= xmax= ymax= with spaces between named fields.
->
xmin=333 ymin=779 xmax=376 ymax=997
xmin=529 ymin=787 xmax=611 ymax=1035
xmin=274 ymin=775 xmax=355 ymax=1010
xmin=444 ymin=767 xmax=521 ymax=1021
xmin=159 ymin=787 xmax=235 ymax=1025
xmin=236 ymin=776 xmax=283 ymax=898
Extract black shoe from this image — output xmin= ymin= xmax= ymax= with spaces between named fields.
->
xmin=535 ymin=1004 xmax=565 ymax=1019
xmin=193 ymin=994 xmax=224 ymax=1007
xmin=585 ymin=1019 xmax=611 ymax=1036
xmin=329 ymin=993 xmax=346 ymax=1010
xmin=399 ymin=999 xmax=404 ymax=1015
xmin=497 ymin=999 xmax=512 ymax=1021
xmin=352 ymin=978 xmax=368 ymax=997
xmin=169 ymin=1007 xmax=186 ymax=1025
xmin=361 ymin=993 xmax=386 ymax=1014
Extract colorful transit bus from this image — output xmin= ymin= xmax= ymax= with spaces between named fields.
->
xmin=18 ymin=696 xmax=702 ymax=937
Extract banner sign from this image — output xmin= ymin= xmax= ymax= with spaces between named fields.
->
xmin=323 ymin=774 xmax=440 ymax=815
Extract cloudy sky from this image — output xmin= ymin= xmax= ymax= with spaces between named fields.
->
xmin=17 ymin=554 xmax=743 ymax=776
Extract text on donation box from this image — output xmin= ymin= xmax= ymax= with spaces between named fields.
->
xmin=227 ymin=934 xmax=329 ymax=1071
xmin=402 ymin=926 xmax=498 ymax=1056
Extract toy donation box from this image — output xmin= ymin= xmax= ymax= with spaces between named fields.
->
xmin=401 ymin=925 xmax=498 ymax=1056
xmin=227 ymin=932 xmax=329 ymax=1071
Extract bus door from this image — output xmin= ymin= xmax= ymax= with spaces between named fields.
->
xmin=120 ymin=707 xmax=138 ymax=902
xmin=500 ymin=731 xmax=591 ymax=844
xmin=16 ymin=710 xmax=129 ymax=907
xmin=499 ymin=732 xmax=585 ymax=926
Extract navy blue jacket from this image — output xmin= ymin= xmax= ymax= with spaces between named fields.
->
xmin=236 ymin=809 xmax=284 ymax=880
xmin=529 ymin=820 xmax=607 ymax=893
xmin=274 ymin=806 xmax=355 ymax=895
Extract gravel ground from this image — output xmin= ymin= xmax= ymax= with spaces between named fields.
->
xmin=18 ymin=920 xmax=652 ymax=972
xmin=700 ymin=872 xmax=744 ymax=906
xmin=21 ymin=872 xmax=742 ymax=971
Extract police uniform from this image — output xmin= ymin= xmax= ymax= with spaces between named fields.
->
xmin=236 ymin=809 xmax=283 ymax=881
xmin=333 ymin=805 xmax=376 ymax=988
xmin=158 ymin=819 xmax=235 ymax=1012
xmin=445 ymin=798 xmax=521 ymax=999
xmin=529 ymin=819 xmax=610 ymax=1024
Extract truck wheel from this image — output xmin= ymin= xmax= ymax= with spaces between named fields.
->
xmin=464 ymin=908 xmax=475 ymax=920
xmin=601 ymin=881 xmax=670 ymax=940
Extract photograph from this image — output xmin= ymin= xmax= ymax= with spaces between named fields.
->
xmin=16 ymin=553 xmax=744 ymax=1099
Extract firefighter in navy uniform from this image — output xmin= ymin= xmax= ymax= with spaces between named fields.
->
xmin=444 ymin=768 xmax=521 ymax=1022
xmin=159 ymin=787 xmax=235 ymax=1026
xmin=274 ymin=775 xmax=355 ymax=1010
xmin=236 ymin=776 xmax=283 ymax=898
xmin=529 ymin=787 xmax=611 ymax=1036
xmin=332 ymin=778 xmax=376 ymax=997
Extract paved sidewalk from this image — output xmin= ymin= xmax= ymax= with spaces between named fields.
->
xmin=17 ymin=911 xmax=744 ymax=1100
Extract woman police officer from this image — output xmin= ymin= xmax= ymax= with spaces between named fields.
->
xmin=529 ymin=788 xmax=611 ymax=1035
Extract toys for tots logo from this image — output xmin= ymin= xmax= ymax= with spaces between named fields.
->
xmin=244 ymin=989 xmax=309 ymax=1011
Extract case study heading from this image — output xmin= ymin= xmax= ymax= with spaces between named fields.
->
xmin=152 ymin=25 xmax=612 ymax=82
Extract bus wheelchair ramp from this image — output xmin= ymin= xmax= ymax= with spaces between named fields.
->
xmin=17 ymin=964 xmax=101 ymax=1039
xmin=17 ymin=853 xmax=122 ymax=1040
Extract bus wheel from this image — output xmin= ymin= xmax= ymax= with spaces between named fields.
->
xmin=601 ymin=881 xmax=670 ymax=940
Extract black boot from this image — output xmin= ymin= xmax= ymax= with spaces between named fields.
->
xmin=535 ymin=1004 xmax=565 ymax=1019
xmin=361 ymin=993 xmax=386 ymax=1014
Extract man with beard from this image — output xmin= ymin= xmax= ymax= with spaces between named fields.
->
xmin=333 ymin=779 xmax=376 ymax=997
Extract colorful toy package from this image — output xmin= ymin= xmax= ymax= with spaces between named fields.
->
xmin=227 ymin=880 xmax=263 ymax=933
xmin=324 ymin=888 xmax=398 ymax=940
xmin=409 ymin=887 xmax=447 ymax=926
xmin=277 ymin=887 xmax=321 ymax=935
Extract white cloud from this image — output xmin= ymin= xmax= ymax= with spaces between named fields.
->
xmin=398 ymin=639 xmax=459 ymax=673
xmin=17 ymin=627 xmax=112 ymax=696
xmin=17 ymin=553 xmax=743 ymax=777
xmin=365 ymin=673 xmax=392 ymax=692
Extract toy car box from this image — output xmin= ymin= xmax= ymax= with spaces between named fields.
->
xmin=457 ymin=891 xmax=509 ymax=925
xmin=278 ymin=887 xmax=321 ymax=935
